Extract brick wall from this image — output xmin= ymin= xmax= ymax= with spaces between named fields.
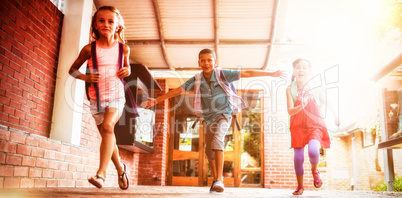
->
xmin=0 ymin=0 xmax=139 ymax=188
xmin=137 ymin=79 xmax=169 ymax=185
xmin=0 ymin=0 xmax=63 ymax=137
xmin=327 ymin=135 xmax=354 ymax=190
xmin=328 ymin=130 xmax=402 ymax=191
xmin=0 ymin=127 xmax=139 ymax=188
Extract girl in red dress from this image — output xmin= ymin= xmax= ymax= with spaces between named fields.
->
xmin=286 ymin=59 xmax=339 ymax=195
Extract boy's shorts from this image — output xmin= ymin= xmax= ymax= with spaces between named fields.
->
xmin=203 ymin=114 xmax=232 ymax=161
xmin=90 ymin=97 xmax=126 ymax=126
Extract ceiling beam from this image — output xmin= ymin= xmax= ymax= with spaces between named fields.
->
xmin=152 ymin=0 xmax=175 ymax=70
xmin=262 ymin=0 xmax=280 ymax=71
xmin=213 ymin=0 xmax=220 ymax=61
xmin=173 ymin=67 xmax=263 ymax=71
xmin=93 ymin=0 xmax=99 ymax=9
xmin=372 ymin=53 xmax=402 ymax=81
xmin=126 ymin=39 xmax=303 ymax=46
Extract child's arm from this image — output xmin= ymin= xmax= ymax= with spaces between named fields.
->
xmin=68 ymin=44 xmax=99 ymax=83
xmin=117 ymin=44 xmax=131 ymax=78
xmin=239 ymin=70 xmax=287 ymax=79
xmin=319 ymin=90 xmax=340 ymax=126
xmin=286 ymin=86 xmax=309 ymax=116
xmin=141 ymin=86 xmax=187 ymax=109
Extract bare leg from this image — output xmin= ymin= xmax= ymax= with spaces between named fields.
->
xmin=296 ymin=175 xmax=304 ymax=187
xmin=208 ymin=159 xmax=217 ymax=181
xmin=96 ymin=125 xmax=124 ymax=175
xmin=215 ymin=150 xmax=224 ymax=181
xmin=96 ymin=108 xmax=123 ymax=179
xmin=102 ymin=133 xmax=127 ymax=188
xmin=311 ymin=163 xmax=318 ymax=173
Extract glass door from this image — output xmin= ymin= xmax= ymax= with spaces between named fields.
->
xmin=167 ymin=90 xmax=264 ymax=187
xmin=239 ymin=90 xmax=263 ymax=187
xmin=167 ymin=94 xmax=205 ymax=186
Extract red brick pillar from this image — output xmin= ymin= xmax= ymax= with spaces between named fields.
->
xmin=137 ymin=79 xmax=169 ymax=185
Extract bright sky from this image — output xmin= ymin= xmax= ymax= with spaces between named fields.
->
xmin=279 ymin=0 xmax=402 ymax=129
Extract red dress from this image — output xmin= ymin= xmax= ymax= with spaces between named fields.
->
xmin=289 ymin=88 xmax=330 ymax=148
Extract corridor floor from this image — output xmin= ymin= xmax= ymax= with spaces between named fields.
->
xmin=1 ymin=186 xmax=401 ymax=198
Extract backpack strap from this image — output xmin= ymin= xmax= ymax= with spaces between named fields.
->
xmin=87 ymin=41 xmax=139 ymax=117
xmin=118 ymin=42 xmax=139 ymax=117
xmin=85 ymin=66 xmax=91 ymax=100
xmin=191 ymin=117 xmax=200 ymax=129
xmin=218 ymin=69 xmax=241 ymax=131
xmin=290 ymin=81 xmax=297 ymax=105
xmin=193 ymin=71 xmax=204 ymax=118
xmin=91 ymin=41 xmax=101 ymax=112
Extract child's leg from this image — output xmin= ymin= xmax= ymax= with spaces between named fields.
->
xmin=308 ymin=139 xmax=322 ymax=188
xmin=96 ymin=125 xmax=125 ymax=175
xmin=294 ymin=147 xmax=304 ymax=187
xmin=204 ymin=122 xmax=217 ymax=181
xmin=208 ymin=159 xmax=217 ymax=181
xmin=97 ymin=107 xmax=121 ymax=178
xmin=214 ymin=150 xmax=224 ymax=182
xmin=307 ymin=139 xmax=320 ymax=172
xmin=211 ymin=115 xmax=231 ymax=183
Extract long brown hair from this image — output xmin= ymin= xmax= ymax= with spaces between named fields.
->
xmin=91 ymin=6 xmax=126 ymax=43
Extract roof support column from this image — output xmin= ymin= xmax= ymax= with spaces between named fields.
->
xmin=152 ymin=0 xmax=174 ymax=70
xmin=262 ymin=0 xmax=280 ymax=70
xmin=50 ymin=0 xmax=93 ymax=145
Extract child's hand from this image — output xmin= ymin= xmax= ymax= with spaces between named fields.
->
xmin=301 ymin=96 xmax=310 ymax=108
xmin=117 ymin=67 xmax=131 ymax=78
xmin=141 ymin=97 xmax=157 ymax=109
xmin=271 ymin=70 xmax=287 ymax=79
xmin=85 ymin=72 xmax=100 ymax=83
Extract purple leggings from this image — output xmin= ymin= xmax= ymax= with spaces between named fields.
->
xmin=294 ymin=139 xmax=320 ymax=176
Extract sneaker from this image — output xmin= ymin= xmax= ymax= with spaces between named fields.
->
xmin=212 ymin=180 xmax=224 ymax=192
xmin=209 ymin=181 xmax=216 ymax=193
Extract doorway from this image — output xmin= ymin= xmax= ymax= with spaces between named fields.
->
xmin=166 ymin=90 xmax=264 ymax=187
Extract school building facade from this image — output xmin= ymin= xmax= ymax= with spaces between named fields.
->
xmin=1 ymin=0 xmax=401 ymax=191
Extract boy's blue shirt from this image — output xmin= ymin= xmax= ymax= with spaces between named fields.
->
xmin=182 ymin=69 xmax=240 ymax=124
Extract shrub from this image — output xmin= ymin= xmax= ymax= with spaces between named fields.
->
xmin=374 ymin=176 xmax=402 ymax=192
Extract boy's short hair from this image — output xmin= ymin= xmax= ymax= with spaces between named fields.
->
xmin=199 ymin=49 xmax=216 ymax=60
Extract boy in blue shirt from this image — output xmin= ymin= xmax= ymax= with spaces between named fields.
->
xmin=141 ymin=49 xmax=286 ymax=193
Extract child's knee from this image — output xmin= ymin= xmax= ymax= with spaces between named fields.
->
xmin=101 ymin=122 xmax=114 ymax=134
xmin=308 ymin=150 xmax=320 ymax=164
xmin=205 ymin=149 xmax=214 ymax=161
xmin=294 ymin=154 xmax=304 ymax=163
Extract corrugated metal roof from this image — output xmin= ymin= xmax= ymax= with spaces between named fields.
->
xmin=94 ymin=0 xmax=293 ymax=70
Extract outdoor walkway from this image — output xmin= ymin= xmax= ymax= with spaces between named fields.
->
xmin=1 ymin=186 xmax=401 ymax=198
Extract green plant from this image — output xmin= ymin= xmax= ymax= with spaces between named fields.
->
xmin=374 ymin=176 xmax=402 ymax=192
xmin=243 ymin=110 xmax=261 ymax=164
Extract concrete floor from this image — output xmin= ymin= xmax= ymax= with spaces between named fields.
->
xmin=1 ymin=186 xmax=401 ymax=198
